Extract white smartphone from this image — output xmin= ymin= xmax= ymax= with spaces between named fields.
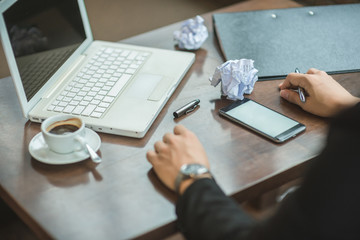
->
xmin=219 ymin=98 xmax=306 ymax=143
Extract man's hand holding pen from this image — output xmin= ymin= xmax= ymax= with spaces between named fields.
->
xmin=279 ymin=68 xmax=359 ymax=117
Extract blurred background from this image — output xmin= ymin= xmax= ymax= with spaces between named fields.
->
xmin=1 ymin=0 xmax=359 ymax=78
xmin=0 ymin=0 xmax=239 ymax=79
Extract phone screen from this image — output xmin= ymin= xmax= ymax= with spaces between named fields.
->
xmin=220 ymin=99 xmax=305 ymax=142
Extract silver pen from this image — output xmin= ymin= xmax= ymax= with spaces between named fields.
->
xmin=295 ymin=68 xmax=306 ymax=103
xmin=173 ymin=99 xmax=200 ymax=118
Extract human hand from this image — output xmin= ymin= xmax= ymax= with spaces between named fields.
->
xmin=146 ymin=125 xmax=210 ymax=194
xmin=279 ymin=68 xmax=360 ymax=117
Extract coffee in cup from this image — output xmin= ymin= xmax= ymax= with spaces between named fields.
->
xmin=41 ymin=115 xmax=86 ymax=154
xmin=46 ymin=118 xmax=82 ymax=135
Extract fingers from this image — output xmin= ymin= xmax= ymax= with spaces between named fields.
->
xmin=163 ymin=126 xmax=184 ymax=143
xmin=147 ymin=125 xmax=189 ymax=167
xmin=280 ymin=68 xmax=323 ymax=90
xmin=147 ymin=139 xmax=169 ymax=164
xmin=149 ymin=125 xmax=185 ymax=160
xmin=174 ymin=125 xmax=187 ymax=135
xmin=154 ymin=140 xmax=167 ymax=154
xmin=146 ymin=150 xmax=157 ymax=164
xmin=162 ymin=132 xmax=173 ymax=144
xmin=279 ymin=72 xmax=302 ymax=90
xmin=280 ymin=89 xmax=303 ymax=106
xmin=307 ymin=68 xmax=321 ymax=74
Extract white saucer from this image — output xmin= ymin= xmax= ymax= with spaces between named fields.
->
xmin=29 ymin=128 xmax=101 ymax=165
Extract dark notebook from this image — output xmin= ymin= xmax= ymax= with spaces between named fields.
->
xmin=213 ymin=4 xmax=360 ymax=80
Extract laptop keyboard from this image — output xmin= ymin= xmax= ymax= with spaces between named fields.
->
xmin=47 ymin=46 xmax=149 ymax=118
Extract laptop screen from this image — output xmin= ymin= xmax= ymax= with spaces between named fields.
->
xmin=3 ymin=0 xmax=86 ymax=101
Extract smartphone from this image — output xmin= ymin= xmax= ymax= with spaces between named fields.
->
xmin=219 ymin=98 xmax=306 ymax=143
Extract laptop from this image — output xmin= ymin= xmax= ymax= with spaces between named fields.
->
xmin=0 ymin=0 xmax=195 ymax=138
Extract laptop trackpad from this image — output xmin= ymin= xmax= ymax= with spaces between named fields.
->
xmin=125 ymin=73 xmax=171 ymax=101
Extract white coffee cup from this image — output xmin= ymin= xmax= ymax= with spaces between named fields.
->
xmin=41 ymin=115 xmax=86 ymax=154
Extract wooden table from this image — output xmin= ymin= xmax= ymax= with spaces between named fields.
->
xmin=1 ymin=0 xmax=359 ymax=239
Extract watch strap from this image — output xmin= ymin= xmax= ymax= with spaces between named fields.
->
xmin=175 ymin=172 xmax=189 ymax=195
xmin=174 ymin=167 xmax=211 ymax=195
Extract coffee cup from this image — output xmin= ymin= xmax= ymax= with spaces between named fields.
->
xmin=41 ymin=115 xmax=86 ymax=154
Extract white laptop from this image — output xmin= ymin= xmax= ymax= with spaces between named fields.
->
xmin=0 ymin=0 xmax=195 ymax=138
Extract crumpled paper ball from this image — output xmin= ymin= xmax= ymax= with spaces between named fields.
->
xmin=173 ymin=15 xmax=208 ymax=50
xmin=210 ymin=59 xmax=258 ymax=100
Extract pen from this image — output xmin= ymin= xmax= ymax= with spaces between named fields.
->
xmin=173 ymin=99 xmax=200 ymax=118
xmin=295 ymin=68 xmax=306 ymax=103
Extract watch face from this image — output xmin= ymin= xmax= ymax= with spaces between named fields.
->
xmin=181 ymin=164 xmax=208 ymax=176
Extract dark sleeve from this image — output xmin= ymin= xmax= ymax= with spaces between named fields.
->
xmin=176 ymin=178 xmax=256 ymax=240
xmin=176 ymin=103 xmax=360 ymax=240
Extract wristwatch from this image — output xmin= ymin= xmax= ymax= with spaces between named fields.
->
xmin=175 ymin=164 xmax=211 ymax=194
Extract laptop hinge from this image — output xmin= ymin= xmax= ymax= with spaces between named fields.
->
xmin=0 ymin=0 xmax=17 ymax=12
xmin=43 ymin=54 xmax=87 ymax=99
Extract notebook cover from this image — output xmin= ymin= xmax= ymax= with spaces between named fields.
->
xmin=213 ymin=4 xmax=360 ymax=80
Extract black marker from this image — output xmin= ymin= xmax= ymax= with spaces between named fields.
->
xmin=173 ymin=99 xmax=200 ymax=118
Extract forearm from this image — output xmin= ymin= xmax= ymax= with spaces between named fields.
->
xmin=176 ymin=179 xmax=309 ymax=240
xmin=176 ymin=178 xmax=255 ymax=240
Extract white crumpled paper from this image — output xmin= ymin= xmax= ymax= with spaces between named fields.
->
xmin=173 ymin=15 xmax=208 ymax=50
xmin=210 ymin=59 xmax=258 ymax=100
